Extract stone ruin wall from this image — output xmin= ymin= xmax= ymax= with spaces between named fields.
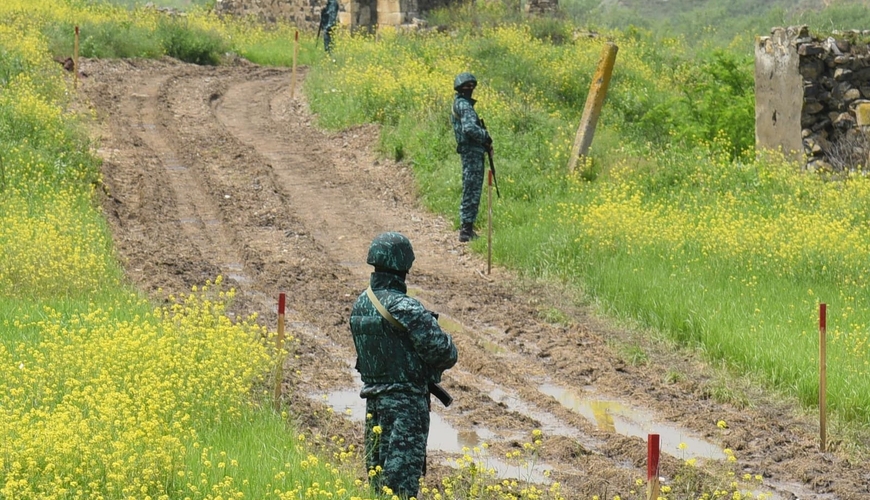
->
xmin=215 ymin=0 xmax=455 ymax=30
xmin=215 ymin=0 xmax=556 ymax=32
xmin=215 ymin=0 xmax=322 ymax=30
xmin=756 ymin=26 xmax=870 ymax=171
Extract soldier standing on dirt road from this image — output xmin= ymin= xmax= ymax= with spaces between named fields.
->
xmin=320 ymin=0 xmax=339 ymax=53
xmin=451 ymin=72 xmax=493 ymax=243
xmin=350 ymin=232 xmax=458 ymax=499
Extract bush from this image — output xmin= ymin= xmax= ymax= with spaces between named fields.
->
xmin=157 ymin=16 xmax=227 ymax=65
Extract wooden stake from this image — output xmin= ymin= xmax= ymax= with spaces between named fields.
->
xmin=74 ymin=26 xmax=80 ymax=89
xmin=487 ymin=170 xmax=493 ymax=274
xmin=568 ymin=42 xmax=618 ymax=173
xmin=819 ymin=303 xmax=827 ymax=452
xmin=647 ymin=434 xmax=660 ymax=500
xmin=274 ymin=293 xmax=286 ymax=411
xmin=290 ymin=30 xmax=299 ymax=98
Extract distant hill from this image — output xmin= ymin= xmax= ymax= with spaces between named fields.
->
xmin=562 ymin=0 xmax=870 ymax=45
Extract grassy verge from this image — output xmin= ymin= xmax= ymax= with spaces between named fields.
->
xmin=0 ymin=3 xmax=568 ymax=499
xmin=3 ymin=0 xmax=868 ymax=498
xmin=304 ymin=22 xmax=870 ymax=430
xmin=0 ymin=4 xmax=379 ymax=499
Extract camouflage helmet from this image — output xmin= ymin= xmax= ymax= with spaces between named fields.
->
xmin=454 ymin=72 xmax=477 ymax=91
xmin=367 ymin=232 xmax=415 ymax=272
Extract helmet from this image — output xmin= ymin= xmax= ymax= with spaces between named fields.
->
xmin=454 ymin=72 xmax=477 ymax=91
xmin=367 ymin=232 xmax=415 ymax=272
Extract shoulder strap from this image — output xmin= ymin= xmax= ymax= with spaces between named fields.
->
xmin=366 ymin=286 xmax=407 ymax=331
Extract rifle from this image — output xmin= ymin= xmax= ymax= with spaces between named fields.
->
xmin=480 ymin=118 xmax=500 ymax=198
xmin=317 ymin=6 xmax=327 ymax=47
xmin=429 ymin=382 xmax=453 ymax=407
xmin=365 ymin=288 xmax=456 ymax=409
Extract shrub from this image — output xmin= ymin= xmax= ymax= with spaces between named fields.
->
xmin=157 ymin=16 xmax=227 ymax=65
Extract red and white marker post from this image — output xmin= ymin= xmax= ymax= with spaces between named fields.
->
xmin=290 ymin=30 xmax=299 ymax=98
xmin=647 ymin=433 xmax=660 ymax=500
xmin=819 ymin=303 xmax=827 ymax=452
xmin=74 ymin=26 xmax=80 ymax=89
xmin=274 ymin=293 xmax=286 ymax=411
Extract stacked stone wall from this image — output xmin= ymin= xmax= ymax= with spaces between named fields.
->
xmin=215 ymin=0 xmax=556 ymax=31
xmin=756 ymin=26 xmax=870 ymax=171
xmin=215 ymin=0 xmax=322 ymax=29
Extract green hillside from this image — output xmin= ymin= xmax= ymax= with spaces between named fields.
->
xmin=563 ymin=0 xmax=870 ymax=46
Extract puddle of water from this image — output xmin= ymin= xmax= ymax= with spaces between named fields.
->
xmin=436 ymin=315 xmax=463 ymax=335
xmin=538 ymin=384 xmax=725 ymax=461
xmin=762 ymin=478 xmax=838 ymax=500
xmin=440 ymin=452 xmax=552 ymax=485
xmin=321 ymin=386 xmax=554 ymax=484
xmin=488 ymin=386 xmax=603 ymax=448
xmin=480 ymin=339 xmax=505 ymax=354
xmin=226 ymin=273 xmax=250 ymax=284
xmin=319 ymin=387 xmax=487 ymax=453
xmin=222 ymin=263 xmax=249 ymax=284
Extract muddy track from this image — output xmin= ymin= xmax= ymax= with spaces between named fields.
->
xmin=80 ymin=57 xmax=868 ymax=499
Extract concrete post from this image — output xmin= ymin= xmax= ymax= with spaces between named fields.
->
xmin=568 ymin=42 xmax=618 ymax=173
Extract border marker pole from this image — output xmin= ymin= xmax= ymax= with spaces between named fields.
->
xmin=819 ymin=303 xmax=827 ymax=452
xmin=568 ymin=42 xmax=618 ymax=173
xmin=274 ymin=293 xmax=286 ymax=411
xmin=74 ymin=26 xmax=80 ymax=89
xmin=290 ymin=30 xmax=299 ymax=98
xmin=647 ymin=433 xmax=660 ymax=500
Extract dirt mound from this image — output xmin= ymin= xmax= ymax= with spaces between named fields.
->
xmin=79 ymin=56 xmax=868 ymax=499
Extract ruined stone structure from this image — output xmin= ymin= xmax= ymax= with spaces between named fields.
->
xmin=215 ymin=0 xmax=557 ymax=32
xmin=215 ymin=0 xmax=322 ymax=29
xmin=525 ymin=0 xmax=557 ymax=15
xmin=756 ymin=26 xmax=870 ymax=171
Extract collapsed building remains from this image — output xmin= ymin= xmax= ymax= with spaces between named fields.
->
xmin=756 ymin=26 xmax=870 ymax=171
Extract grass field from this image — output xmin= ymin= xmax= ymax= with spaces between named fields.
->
xmin=2 ymin=0 xmax=869 ymax=498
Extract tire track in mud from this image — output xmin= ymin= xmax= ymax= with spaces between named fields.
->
xmin=212 ymin=70 xmax=625 ymax=486
xmin=128 ymin=74 xmax=248 ymax=280
xmin=82 ymin=58 xmax=868 ymax=500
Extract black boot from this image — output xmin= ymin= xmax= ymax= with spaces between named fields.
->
xmin=459 ymin=222 xmax=478 ymax=242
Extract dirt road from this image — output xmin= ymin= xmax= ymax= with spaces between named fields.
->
xmin=80 ymin=57 xmax=868 ymax=499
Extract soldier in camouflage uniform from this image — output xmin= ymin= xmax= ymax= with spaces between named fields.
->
xmin=451 ymin=72 xmax=493 ymax=243
xmin=320 ymin=0 xmax=339 ymax=53
xmin=350 ymin=232 xmax=458 ymax=499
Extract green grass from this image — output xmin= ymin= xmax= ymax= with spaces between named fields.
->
xmin=4 ymin=0 xmax=870 ymax=498
xmin=102 ymin=0 xmax=212 ymax=9
xmin=302 ymin=19 xmax=870 ymax=428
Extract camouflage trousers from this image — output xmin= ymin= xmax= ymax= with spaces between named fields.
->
xmin=459 ymin=151 xmax=485 ymax=225
xmin=365 ymin=391 xmax=430 ymax=499
xmin=324 ymin=26 xmax=334 ymax=53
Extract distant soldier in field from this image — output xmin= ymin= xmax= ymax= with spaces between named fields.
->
xmin=450 ymin=72 xmax=493 ymax=243
xmin=319 ymin=0 xmax=339 ymax=53
xmin=350 ymin=232 xmax=458 ymax=499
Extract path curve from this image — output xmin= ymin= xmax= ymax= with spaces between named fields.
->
xmin=80 ymin=57 xmax=868 ymax=499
